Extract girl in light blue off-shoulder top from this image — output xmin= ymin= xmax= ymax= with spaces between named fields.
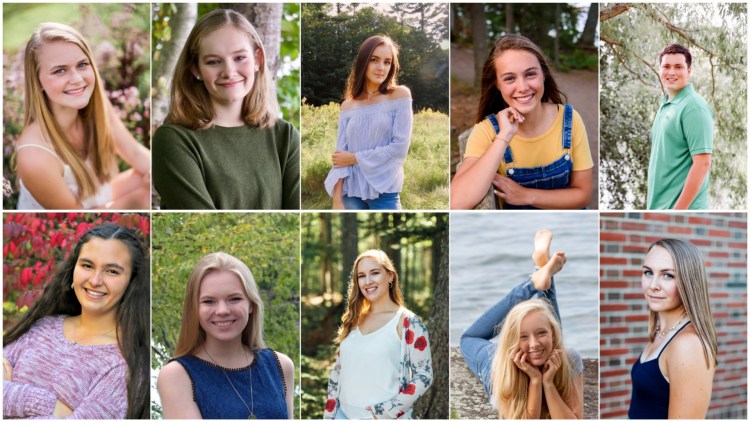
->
xmin=324 ymin=35 xmax=413 ymax=210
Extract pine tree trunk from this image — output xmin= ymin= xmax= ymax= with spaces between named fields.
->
xmin=413 ymin=217 xmax=449 ymax=418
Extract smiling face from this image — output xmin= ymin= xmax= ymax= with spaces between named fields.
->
xmin=195 ymin=25 xmax=261 ymax=108
xmin=36 ymin=40 xmax=95 ymax=113
xmin=660 ymin=53 xmax=691 ymax=98
xmin=518 ymin=310 xmax=554 ymax=367
xmin=366 ymin=44 xmax=393 ymax=89
xmin=72 ymin=238 xmax=132 ymax=318
xmin=356 ymin=257 xmax=393 ymax=305
xmin=494 ymin=49 xmax=545 ymax=114
xmin=642 ymin=245 xmax=684 ymax=313
xmin=198 ymin=270 xmax=252 ymax=343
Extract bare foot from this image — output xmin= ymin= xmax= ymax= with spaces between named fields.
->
xmin=532 ymin=229 xmax=553 ymax=268
xmin=531 ymin=251 xmax=566 ymax=291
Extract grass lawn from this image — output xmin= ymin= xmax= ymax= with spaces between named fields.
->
xmin=301 ymin=102 xmax=450 ymax=210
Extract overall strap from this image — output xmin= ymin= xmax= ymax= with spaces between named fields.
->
xmin=486 ymin=113 xmax=514 ymax=164
xmin=17 ymin=144 xmax=65 ymax=166
xmin=561 ymin=104 xmax=573 ymax=149
xmin=656 ymin=320 xmax=692 ymax=359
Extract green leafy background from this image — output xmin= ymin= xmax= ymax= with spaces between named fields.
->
xmin=150 ymin=212 xmax=300 ymax=418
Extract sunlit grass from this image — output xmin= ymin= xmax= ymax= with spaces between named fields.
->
xmin=301 ymin=102 xmax=450 ymax=210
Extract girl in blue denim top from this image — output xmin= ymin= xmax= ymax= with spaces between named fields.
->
xmin=157 ymin=253 xmax=295 ymax=419
xmin=451 ymin=35 xmax=593 ymax=210
xmin=460 ymin=230 xmax=584 ymax=418
xmin=324 ymin=250 xmax=432 ymax=419
xmin=325 ymin=35 xmax=413 ymax=210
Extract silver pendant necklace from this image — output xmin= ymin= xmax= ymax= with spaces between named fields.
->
xmin=204 ymin=346 xmax=255 ymax=419
xmin=655 ymin=312 xmax=687 ymax=341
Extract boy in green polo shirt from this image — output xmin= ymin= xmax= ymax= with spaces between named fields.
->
xmin=647 ymin=43 xmax=713 ymax=210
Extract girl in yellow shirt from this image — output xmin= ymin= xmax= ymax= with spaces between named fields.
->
xmin=451 ymin=35 xmax=593 ymax=209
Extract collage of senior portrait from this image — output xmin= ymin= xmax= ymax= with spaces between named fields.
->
xmin=2 ymin=2 xmax=747 ymax=420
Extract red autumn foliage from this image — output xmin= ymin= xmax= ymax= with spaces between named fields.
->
xmin=3 ymin=213 xmax=150 ymax=312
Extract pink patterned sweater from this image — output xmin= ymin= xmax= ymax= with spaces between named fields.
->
xmin=3 ymin=315 xmax=128 ymax=419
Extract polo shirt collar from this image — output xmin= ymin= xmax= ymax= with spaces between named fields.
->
xmin=662 ymin=83 xmax=694 ymax=105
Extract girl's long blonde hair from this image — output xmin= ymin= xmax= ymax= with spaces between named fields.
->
xmin=491 ymin=300 xmax=577 ymax=419
xmin=174 ymin=252 xmax=265 ymax=357
xmin=165 ymin=9 xmax=278 ymax=130
xmin=335 ymin=249 xmax=404 ymax=343
xmin=646 ymin=239 xmax=718 ymax=368
xmin=23 ymin=23 xmax=116 ymax=200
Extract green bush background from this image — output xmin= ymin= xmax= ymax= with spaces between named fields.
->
xmin=150 ymin=212 xmax=300 ymax=418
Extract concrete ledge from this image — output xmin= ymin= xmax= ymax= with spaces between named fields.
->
xmin=450 ymin=347 xmax=600 ymax=419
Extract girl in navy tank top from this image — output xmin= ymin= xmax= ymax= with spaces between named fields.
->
xmin=157 ymin=252 xmax=294 ymax=419
xmin=629 ymin=239 xmax=717 ymax=418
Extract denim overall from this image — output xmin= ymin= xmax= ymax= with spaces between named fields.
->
xmin=486 ymin=104 xmax=574 ymax=209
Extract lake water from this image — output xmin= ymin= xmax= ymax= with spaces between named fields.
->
xmin=450 ymin=212 xmax=598 ymax=358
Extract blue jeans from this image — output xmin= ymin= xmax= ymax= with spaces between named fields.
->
xmin=342 ymin=192 xmax=401 ymax=210
xmin=459 ymin=277 xmax=560 ymax=398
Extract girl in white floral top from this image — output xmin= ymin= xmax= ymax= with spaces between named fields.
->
xmin=324 ymin=249 xmax=432 ymax=419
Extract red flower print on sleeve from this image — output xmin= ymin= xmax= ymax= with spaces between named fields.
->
xmin=325 ymin=399 xmax=336 ymax=412
xmin=401 ymin=384 xmax=416 ymax=395
xmin=415 ymin=336 xmax=428 ymax=351
xmin=405 ymin=329 xmax=414 ymax=345
xmin=397 ymin=411 xmax=406 ymax=418
xmin=403 ymin=317 xmax=410 ymax=328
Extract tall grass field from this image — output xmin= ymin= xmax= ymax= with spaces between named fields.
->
xmin=301 ymin=102 xmax=449 ymax=210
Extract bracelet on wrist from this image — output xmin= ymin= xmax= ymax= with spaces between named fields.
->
xmin=495 ymin=135 xmax=511 ymax=145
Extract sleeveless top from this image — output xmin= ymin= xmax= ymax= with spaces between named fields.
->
xmin=339 ymin=308 xmax=404 ymax=419
xmin=16 ymin=144 xmax=112 ymax=210
xmin=629 ymin=321 xmax=692 ymax=419
xmin=173 ymin=348 xmax=288 ymax=419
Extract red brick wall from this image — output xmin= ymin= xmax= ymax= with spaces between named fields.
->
xmin=600 ymin=212 xmax=747 ymax=419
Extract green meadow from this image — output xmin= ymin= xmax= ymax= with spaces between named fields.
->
xmin=301 ymin=102 xmax=450 ymax=210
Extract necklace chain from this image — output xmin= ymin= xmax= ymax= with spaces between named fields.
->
xmin=655 ymin=312 xmax=687 ymax=340
xmin=203 ymin=346 xmax=255 ymax=419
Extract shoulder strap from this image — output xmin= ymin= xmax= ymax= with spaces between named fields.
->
xmin=169 ymin=356 xmax=199 ymax=403
xmin=656 ymin=320 xmax=692 ymax=358
xmin=561 ymin=104 xmax=573 ymax=149
xmin=266 ymin=348 xmax=288 ymax=396
xmin=17 ymin=144 xmax=65 ymax=166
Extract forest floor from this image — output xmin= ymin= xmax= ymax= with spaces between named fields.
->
xmin=450 ymin=44 xmax=599 ymax=209
xmin=450 ymin=347 xmax=600 ymax=419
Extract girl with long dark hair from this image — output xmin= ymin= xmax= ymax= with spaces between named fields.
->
xmin=324 ymin=35 xmax=413 ymax=210
xmin=3 ymin=223 xmax=150 ymax=418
